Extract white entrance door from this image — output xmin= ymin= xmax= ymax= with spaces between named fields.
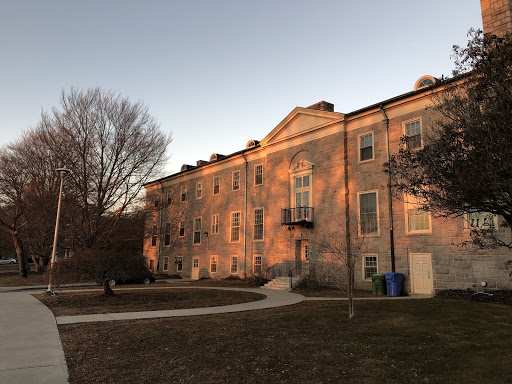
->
xmin=410 ymin=253 xmax=433 ymax=294
xmin=191 ymin=258 xmax=199 ymax=280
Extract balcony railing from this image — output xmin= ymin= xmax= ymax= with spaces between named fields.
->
xmin=281 ymin=207 xmax=314 ymax=227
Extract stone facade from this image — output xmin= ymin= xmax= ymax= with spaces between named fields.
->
xmin=144 ymin=2 xmax=512 ymax=294
xmin=481 ymin=0 xmax=512 ymax=36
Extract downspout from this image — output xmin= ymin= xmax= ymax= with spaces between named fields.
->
xmin=240 ymin=151 xmax=248 ymax=278
xmin=380 ymin=105 xmax=396 ymax=273
xmin=157 ymin=180 xmax=165 ymax=273
xmin=343 ymin=123 xmax=351 ymax=268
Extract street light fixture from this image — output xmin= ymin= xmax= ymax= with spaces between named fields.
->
xmin=46 ymin=168 xmax=71 ymax=295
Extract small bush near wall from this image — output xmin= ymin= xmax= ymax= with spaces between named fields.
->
xmin=245 ymin=275 xmax=268 ymax=287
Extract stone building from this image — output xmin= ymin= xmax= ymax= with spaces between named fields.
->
xmin=143 ymin=0 xmax=512 ymax=294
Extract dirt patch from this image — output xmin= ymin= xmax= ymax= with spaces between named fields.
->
xmin=435 ymin=289 xmax=512 ymax=306
xmin=36 ymin=288 xmax=265 ymax=316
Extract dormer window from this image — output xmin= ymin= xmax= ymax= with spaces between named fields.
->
xmin=414 ymin=75 xmax=436 ymax=91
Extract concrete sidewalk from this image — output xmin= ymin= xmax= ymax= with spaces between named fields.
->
xmin=0 ymin=291 xmax=68 ymax=384
xmin=56 ymin=287 xmax=306 ymax=324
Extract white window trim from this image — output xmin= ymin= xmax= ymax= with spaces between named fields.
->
xmin=357 ymin=190 xmax=380 ymax=237
xmin=289 ymin=168 xmax=314 ymax=210
xmin=358 ymin=131 xmax=375 ymax=163
xmin=196 ymin=181 xmax=202 ymax=200
xmin=404 ymin=197 xmax=432 ymax=235
xmin=463 ymin=212 xmax=498 ymax=230
xmin=213 ymin=176 xmax=220 ymax=195
xmin=253 ymin=207 xmax=264 ymax=242
xmin=211 ymin=213 xmax=219 ymax=235
xmin=179 ymin=221 xmax=185 ymax=238
xmin=232 ymin=170 xmax=240 ymax=191
xmin=163 ymin=256 xmax=169 ymax=272
xmin=254 ymin=163 xmax=263 ymax=186
xmin=230 ymin=210 xmax=241 ymax=243
xmin=164 ymin=222 xmax=171 ymax=247
xmin=210 ymin=255 xmax=218 ymax=273
xmin=362 ymin=254 xmax=378 ymax=281
xmin=402 ymin=117 xmax=423 ymax=150
xmin=253 ymin=254 xmax=262 ymax=274
xmin=181 ymin=185 xmax=187 ymax=203
xmin=230 ymin=256 xmax=238 ymax=274
xmin=193 ymin=217 xmax=202 ymax=245
xmin=175 ymin=256 xmax=183 ymax=272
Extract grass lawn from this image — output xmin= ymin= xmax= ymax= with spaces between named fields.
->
xmin=36 ymin=288 xmax=265 ymax=316
xmin=57 ymin=298 xmax=512 ymax=384
xmin=0 ymin=271 xmax=47 ymax=286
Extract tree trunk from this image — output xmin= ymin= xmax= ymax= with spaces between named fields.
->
xmin=101 ymin=279 xmax=115 ymax=297
xmin=11 ymin=229 xmax=27 ymax=278
xmin=347 ymin=265 xmax=355 ymax=319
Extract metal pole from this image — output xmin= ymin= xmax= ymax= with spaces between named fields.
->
xmin=47 ymin=168 xmax=71 ymax=294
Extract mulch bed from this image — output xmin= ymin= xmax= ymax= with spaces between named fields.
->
xmin=435 ymin=289 xmax=512 ymax=306
xmin=36 ymin=288 xmax=265 ymax=317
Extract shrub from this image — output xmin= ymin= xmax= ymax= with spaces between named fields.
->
xmin=245 ymin=275 xmax=268 ymax=287
xmin=223 ymin=275 xmax=241 ymax=281
xmin=166 ymin=274 xmax=182 ymax=279
xmin=46 ymin=250 xmax=153 ymax=287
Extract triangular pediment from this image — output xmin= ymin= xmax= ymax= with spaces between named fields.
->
xmin=260 ymin=107 xmax=344 ymax=146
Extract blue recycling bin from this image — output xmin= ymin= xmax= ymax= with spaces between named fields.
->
xmin=384 ymin=273 xmax=404 ymax=297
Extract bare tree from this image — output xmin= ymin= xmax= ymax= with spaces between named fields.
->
xmin=311 ymin=218 xmax=367 ymax=319
xmin=37 ymin=87 xmax=171 ymax=250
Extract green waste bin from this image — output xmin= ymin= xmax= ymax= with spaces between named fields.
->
xmin=372 ymin=274 xmax=386 ymax=296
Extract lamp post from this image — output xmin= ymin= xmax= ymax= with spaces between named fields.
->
xmin=47 ymin=168 xmax=71 ymax=295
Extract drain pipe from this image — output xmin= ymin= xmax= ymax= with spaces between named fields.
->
xmin=240 ymin=151 xmax=248 ymax=278
xmin=380 ymin=105 xmax=396 ymax=273
xmin=157 ymin=180 xmax=165 ymax=273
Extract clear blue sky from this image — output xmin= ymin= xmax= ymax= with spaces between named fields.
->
xmin=0 ymin=1 xmax=483 ymax=175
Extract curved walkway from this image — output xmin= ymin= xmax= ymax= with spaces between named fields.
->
xmin=55 ymin=287 xmax=306 ymax=325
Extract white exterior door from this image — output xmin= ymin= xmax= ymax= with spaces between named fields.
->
xmin=191 ymin=258 xmax=199 ymax=280
xmin=410 ymin=253 xmax=433 ymax=294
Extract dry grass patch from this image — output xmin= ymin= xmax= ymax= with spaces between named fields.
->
xmin=0 ymin=271 xmax=46 ymax=286
xmin=58 ymin=298 xmax=512 ymax=384
xmin=36 ymin=288 xmax=265 ymax=316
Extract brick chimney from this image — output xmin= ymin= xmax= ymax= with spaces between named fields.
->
xmin=481 ymin=0 xmax=512 ymax=36
xmin=306 ymin=101 xmax=334 ymax=112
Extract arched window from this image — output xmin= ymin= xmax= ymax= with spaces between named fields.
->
xmin=289 ymin=151 xmax=314 ymax=221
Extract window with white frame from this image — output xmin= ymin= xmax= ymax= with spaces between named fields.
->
xmin=233 ymin=171 xmax=240 ymax=191
xmin=193 ymin=218 xmax=201 ymax=245
xmin=181 ymin=185 xmax=187 ymax=202
xmin=404 ymin=197 xmax=431 ymax=233
xmin=167 ymin=190 xmax=172 ymax=205
xmin=231 ymin=256 xmax=238 ymax=274
xmin=211 ymin=214 xmax=219 ymax=235
xmin=163 ymin=256 xmax=169 ymax=272
xmin=254 ymin=254 xmax=262 ymax=275
xmin=255 ymin=164 xmax=263 ymax=185
xmin=359 ymin=191 xmax=379 ymax=235
xmin=175 ymin=256 xmax=183 ymax=272
xmin=254 ymin=209 xmax=263 ymax=240
xmin=151 ymin=225 xmax=158 ymax=246
xmin=179 ymin=221 xmax=185 ymax=237
xmin=164 ymin=223 xmax=171 ymax=246
xmin=196 ymin=181 xmax=202 ymax=199
xmin=210 ymin=255 xmax=217 ymax=273
xmin=289 ymin=158 xmax=314 ymax=222
xmin=466 ymin=212 xmax=496 ymax=229
xmin=213 ymin=176 xmax=220 ymax=195
xmin=231 ymin=212 xmax=241 ymax=242
xmin=405 ymin=119 xmax=422 ymax=150
xmin=359 ymin=133 xmax=374 ymax=161
xmin=363 ymin=254 xmax=378 ymax=280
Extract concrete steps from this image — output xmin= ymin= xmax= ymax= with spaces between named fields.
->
xmin=263 ymin=276 xmax=291 ymax=291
